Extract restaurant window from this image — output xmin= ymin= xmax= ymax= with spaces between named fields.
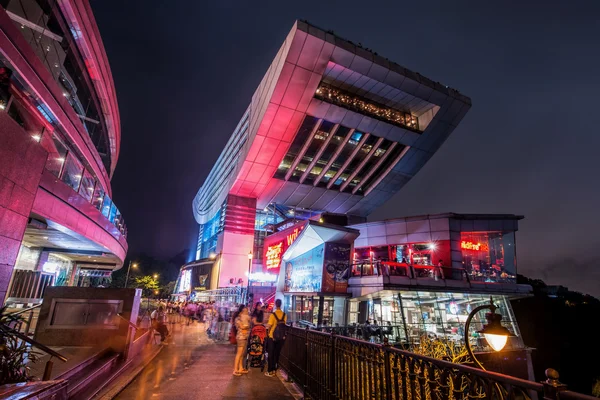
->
xmin=460 ymin=232 xmax=516 ymax=283
xmin=375 ymin=292 xmax=523 ymax=352
xmin=108 ymin=203 xmax=117 ymax=223
xmin=78 ymin=169 xmax=95 ymax=202
xmin=60 ymin=152 xmax=83 ymax=192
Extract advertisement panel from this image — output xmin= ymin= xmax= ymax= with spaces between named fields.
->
xmin=263 ymin=222 xmax=306 ymax=275
xmin=322 ymin=242 xmax=352 ymax=293
xmin=283 ymin=244 xmax=325 ymax=292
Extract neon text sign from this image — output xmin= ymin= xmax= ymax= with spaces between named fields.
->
xmin=266 ymin=242 xmax=283 ymax=270
xmin=287 ymin=228 xmax=301 ymax=246
xmin=460 ymin=241 xmax=489 ymax=252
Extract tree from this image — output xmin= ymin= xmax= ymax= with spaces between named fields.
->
xmin=133 ymin=275 xmax=159 ymax=297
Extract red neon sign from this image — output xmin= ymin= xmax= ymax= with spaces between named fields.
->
xmin=265 ymin=227 xmax=303 ymax=270
xmin=286 ymin=228 xmax=301 ymax=246
xmin=265 ymin=242 xmax=283 ymax=270
xmin=460 ymin=241 xmax=489 ymax=252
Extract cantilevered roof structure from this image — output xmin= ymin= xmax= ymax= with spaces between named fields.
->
xmin=193 ymin=20 xmax=471 ymax=225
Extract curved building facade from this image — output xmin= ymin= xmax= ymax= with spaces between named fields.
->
xmin=0 ymin=0 xmax=127 ymax=304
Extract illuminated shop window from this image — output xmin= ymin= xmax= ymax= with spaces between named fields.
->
xmin=315 ymin=83 xmax=420 ymax=131
xmin=460 ymin=232 xmax=516 ymax=283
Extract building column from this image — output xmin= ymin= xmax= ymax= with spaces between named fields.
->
xmin=68 ymin=263 xmax=78 ymax=286
xmin=35 ymin=251 xmax=49 ymax=271
xmin=0 ymin=113 xmax=48 ymax=304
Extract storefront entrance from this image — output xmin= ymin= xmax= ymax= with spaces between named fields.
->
xmin=284 ymin=295 xmax=347 ymax=327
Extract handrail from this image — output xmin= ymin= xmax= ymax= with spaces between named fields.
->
xmin=116 ymin=313 xmax=138 ymax=330
xmin=4 ymin=304 xmax=42 ymax=317
xmin=0 ymin=323 xmax=67 ymax=363
xmin=280 ymin=325 xmax=597 ymax=400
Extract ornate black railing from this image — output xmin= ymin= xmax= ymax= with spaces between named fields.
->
xmin=279 ymin=326 xmax=596 ymax=400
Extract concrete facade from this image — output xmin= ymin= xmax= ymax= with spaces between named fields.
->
xmin=0 ymin=0 xmax=127 ymax=304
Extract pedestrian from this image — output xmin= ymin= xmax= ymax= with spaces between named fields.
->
xmin=434 ymin=260 xmax=445 ymax=281
xmin=265 ymin=299 xmax=287 ymax=377
xmin=151 ymin=306 xmax=169 ymax=342
xmin=233 ymin=304 xmax=250 ymax=376
xmin=251 ymin=302 xmax=264 ymax=325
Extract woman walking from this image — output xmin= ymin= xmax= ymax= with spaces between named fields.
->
xmin=232 ymin=304 xmax=250 ymax=376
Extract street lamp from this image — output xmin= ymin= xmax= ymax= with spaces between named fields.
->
xmin=153 ymin=274 xmax=158 ymax=280
xmin=464 ymin=298 xmax=514 ymax=370
xmin=246 ymin=252 xmax=253 ymax=303
xmin=124 ymin=261 xmax=138 ymax=288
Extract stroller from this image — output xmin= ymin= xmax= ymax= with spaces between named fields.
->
xmin=245 ymin=324 xmax=267 ymax=371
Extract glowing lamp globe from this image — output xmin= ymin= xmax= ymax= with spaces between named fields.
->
xmin=478 ymin=311 xmax=513 ymax=352
xmin=483 ymin=333 xmax=508 ymax=352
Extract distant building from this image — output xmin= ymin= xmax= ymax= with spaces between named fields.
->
xmin=0 ymin=0 xmax=127 ymax=305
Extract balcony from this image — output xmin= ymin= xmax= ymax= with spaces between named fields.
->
xmin=349 ymin=261 xmax=530 ymax=296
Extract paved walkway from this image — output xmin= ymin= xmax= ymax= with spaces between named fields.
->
xmin=114 ymin=321 xmax=296 ymax=400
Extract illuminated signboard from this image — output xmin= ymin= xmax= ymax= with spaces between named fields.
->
xmin=286 ymin=228 xmax=301 ymax=245
xmin=178 ymin=270 xmax=191 ymax=293
xmin=266 ymin=242 xmax=283 ymax=270
xmin=265 ymin=226 xmax=303 ymax=270
xmin=248 ymin=272 xmax=278 ymax=282
xmin=460 ymin=241 xmax=489 ymax=252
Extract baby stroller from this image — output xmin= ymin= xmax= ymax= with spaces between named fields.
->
xmin=245 ymin=324 xmax=267 ymax=371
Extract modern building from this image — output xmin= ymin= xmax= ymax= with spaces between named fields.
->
xmin=192 ymin=20 xmax=471 ymax=285
xmin=185 ymin=21 xmax=532 ymax=368
xmin=0 ymin=0 xmax=127 ymax=305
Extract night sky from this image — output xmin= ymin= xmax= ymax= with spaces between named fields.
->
xmin=91 ymin=1 xmax=600 ymax=296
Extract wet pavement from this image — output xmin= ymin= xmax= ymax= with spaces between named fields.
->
xmin=114 ymin=320 xmax=295 ymax=400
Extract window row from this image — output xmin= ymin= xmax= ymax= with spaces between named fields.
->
xmin=274 ymin=115 xmax=407 ymax=195
xmin=0 ymin=58 xmax=127 ymax=238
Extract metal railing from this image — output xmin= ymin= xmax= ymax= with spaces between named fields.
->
xmin=279 ymin=326 xmax=596 ymax=400
xmin=5 ymin=270 xmax=55 ymax=304
xmin=351 ymin=261 xmax=473 ymax=283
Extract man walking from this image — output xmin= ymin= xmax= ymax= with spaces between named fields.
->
xmin=265 ymin=299 xmax=287 ymax=377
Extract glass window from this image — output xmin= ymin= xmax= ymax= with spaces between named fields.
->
xmin=274 ymin=116 xmax=320 ymax=180
xmin=333 ymin=135 xmax=379 ymax=189
xmin=5 ymin=0 xmax=113 ymax=172
xmin=351 ymin=139 xmax=393 ymax=191
xmin=460 ymin=232 xmax=516 ymax=283
xmin=60 ymin=152 xmax=83 ymax=191
xmin=360 ymin=143 xmax=406 ymax=191
xmin=101 ymin=195 xmax=112 ymax=218
xmin=321 ymin=131 xmax=363 ymax=186
xmin=108 ymin=203 xmax=117 ymax=223
xmin=92 ymin=185 xmax=105 ymax=211
xmin=41 ymin=133 xmax=68 ymax=178
xmin=78 ymin=169 xmax=95 ymax=202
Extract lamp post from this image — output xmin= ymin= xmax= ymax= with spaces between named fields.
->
xmin=124 ymin=261 xmax=138 ymax=288
xmin=464 ymin=298 xmax=514 ymax=370
xmin=246 ymin=252 xmax=253 ymax=304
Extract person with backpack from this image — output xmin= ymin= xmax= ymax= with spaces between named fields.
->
xmin=265 ymin=299 xmax=287 ymax=377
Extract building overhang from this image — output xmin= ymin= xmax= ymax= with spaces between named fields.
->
xmin=192 ymin=20 xmax=471 ymax=224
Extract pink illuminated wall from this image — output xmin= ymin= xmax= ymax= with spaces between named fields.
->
xmin=0 ymin=113 xmax=47 ymax=299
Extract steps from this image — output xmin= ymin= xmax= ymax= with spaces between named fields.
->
xmin=55 ymin=349 xmax=121 ymax=400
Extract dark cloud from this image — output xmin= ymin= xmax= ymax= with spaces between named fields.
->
xmin=91 ymin=0 xmax=600 ymax=296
